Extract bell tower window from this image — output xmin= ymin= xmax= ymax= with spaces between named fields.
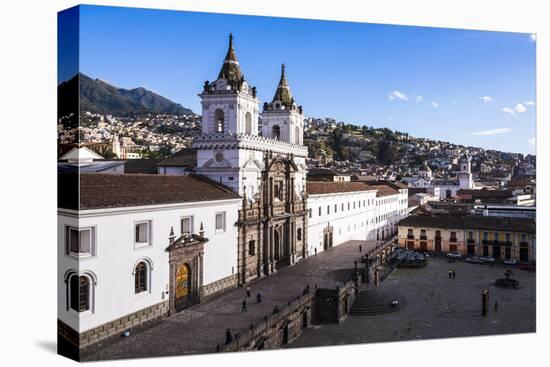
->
xmin=215 ymin=109 xmax=225 ymax=133
xmin=272 ymin=125 xmax=281 ymax=140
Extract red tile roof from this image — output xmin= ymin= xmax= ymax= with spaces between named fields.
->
xmin=306 ymin=181 xmax=375 ymax=195
xmin=58 ymin=173 xmax=240 ymax=210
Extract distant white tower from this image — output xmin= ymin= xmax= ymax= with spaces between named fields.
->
xmin=418 ymin=161 xmax=433 ymax=179
xmin=262 ymin=64 xmax=304 ymax=145
xmin=459 ymin=153 xmax=474 ymax=189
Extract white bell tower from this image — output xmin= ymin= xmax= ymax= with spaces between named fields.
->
xmin=261 ymin=64 xmax=304 ymax=145
xmin=194 ymin=34 xmax=263 ymax=197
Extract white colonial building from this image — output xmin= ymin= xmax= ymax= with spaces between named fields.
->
xmin=57 ymin=174 xmax=241 ymax=351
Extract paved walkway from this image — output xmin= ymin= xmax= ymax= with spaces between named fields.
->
xmin=288 ymin=256 xmax=536 ymax=348
xmin=85 ymin=240 xmax=370 ymax=361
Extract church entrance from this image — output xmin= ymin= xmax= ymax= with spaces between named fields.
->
xmin=274 ymin=229 xmax=281 ymax=261
xmin=166 ymin=231 xmax=206 ymax=314
xmin=175 ymin=264 xmax=191 ymax=311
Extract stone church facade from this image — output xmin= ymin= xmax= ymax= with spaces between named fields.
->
xmin=193 ymin=34 xmax=309 ymax=285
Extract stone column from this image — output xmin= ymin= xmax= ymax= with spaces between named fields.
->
xmin=257 ymin=223 xmax=264 ymax=277
xmin=242 ymin=225 xmax=248 ymax=284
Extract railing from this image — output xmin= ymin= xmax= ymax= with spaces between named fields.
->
xmin=467 ymin=239 xmax=475 ymax=244
xmin=220 ymin=290 xmax=315 ymax=353
xmin=449 ymin=238 xmax=458 ymax=243
xmin=419 ymin=235 xmax=427 ymax=241
xmin=407 ymin=235 xmax=414 ymax=240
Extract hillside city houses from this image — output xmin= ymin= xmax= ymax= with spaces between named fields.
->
xmin=57 ymin=34 xmax=536 ymax=354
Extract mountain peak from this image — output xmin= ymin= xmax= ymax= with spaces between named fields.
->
xmin=58 ymin=73 xmax=195 ymax=117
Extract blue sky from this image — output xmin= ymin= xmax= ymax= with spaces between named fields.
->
xmin=60 ymin=5 xmax=536 ymax=154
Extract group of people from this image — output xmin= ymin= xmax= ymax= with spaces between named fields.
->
xmin=448 ymin=269 xmax=457 ymax=279
xmin=241 ymin=286 xmax=263 ymax=313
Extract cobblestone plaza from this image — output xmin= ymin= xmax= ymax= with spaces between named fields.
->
xmin=290 ymin=255 xmax=535 ymax=348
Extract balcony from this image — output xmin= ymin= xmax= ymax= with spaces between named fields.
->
xmin=520 ymin=241 xmax=529 ymax=247
xmin=419 ymin=235 xmax=427 ymax=241
xmin=407 ymin=235 xmax=414 ymax=240
xmin=467 ymin=238 xmax=475 ymax=244
xmin=435 ymin=236 xmax=442 ymax=242
xmin=449 ymin=238 xmax=458 ymax=243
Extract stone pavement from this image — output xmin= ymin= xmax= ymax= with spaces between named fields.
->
xmin=85 ymin=240 xmax=370 ymax=361
xmin=288 ymin=255 xmax=536 ymax=349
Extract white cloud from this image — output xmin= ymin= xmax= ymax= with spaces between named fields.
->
xmin=431 ymin=101 xmax=439 ymax=108
xmin=515 ymin=103 xmax=527 ymax=113
xmin=388 ymin=90 xmax=408 ymax=101
xmin=416 ymin=96 xmax=423 ymax=102
xmin=524 ymin=100 xmax=535 ymax=106
xmin=480 ymin=96 xmax=495 ymax=103
xmin=528 ymin=137 xmax=536 ymax=146
xmin=530 ymin=34 xmax=536 ymax=42
xmin=467 ymin=128 xmax=512 ymax=136
xmin=501 ymin=107 xmax=515 ymax=116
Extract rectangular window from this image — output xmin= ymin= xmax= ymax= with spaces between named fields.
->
xmin=341 ymin=203 xmax=344 ymax=211
xmin=181 ymin=216 xmax=193 ymax=234
xmin=468 ymin=231 xmax=474 ymax=240
xmin=308 ymin=209 xmax=312 ymax=218
xmin=334 ymin=204 xmax=337 ymax=213
xmin=319 ymin=207 xmax=322 ymax=216
xmin=135 ymin=222 xmax=150 ymax=244
xmin=66 ymin=227 xmax=94 ymax=257
xmin=248 ymin=240 xmax=255 ymax=256
xmin=297 ymin=228 xmax=302 ymax=241
xmin=327 ymin=205 xmax=330 ymax=214
xmin=215 ymin=212 xmax=226 ymax=231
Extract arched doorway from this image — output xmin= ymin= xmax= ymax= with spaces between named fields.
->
xmin=274 ymin=229 xmax=281 ymax=261
xmin=175 ymin=263 xmax=191 ymax=310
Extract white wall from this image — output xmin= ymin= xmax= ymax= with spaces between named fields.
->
xmin=307 ymin=190 xmax=376 ymax=254
xmin=57 ymin=198 xmax=240 ymax=333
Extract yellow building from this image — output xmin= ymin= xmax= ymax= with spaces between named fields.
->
xmin=397 ymin=215 xmax=536 ymax=262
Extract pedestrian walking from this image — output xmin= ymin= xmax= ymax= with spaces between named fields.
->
xmin=246 ymin=286 xmax=251 ymax=298
xmin=314 ymin=248 xmax=317 ymax=256
xmin=494 ymin=301 xmax=498 ymax=311
xmin=359 ymin=245 xmax=362 ymax=252
xmin=256 ymin=293 xmax=262 ymax=303
xmin=225 ymin=328 xmax=232 ymax=345
xmin=241 ymin=299 xmax=247 ymax=313
xmin=448 ymin=269 xmax=453 ymax=279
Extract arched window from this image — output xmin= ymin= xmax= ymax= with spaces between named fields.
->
xmin=135 ymin=261 xmax=148 ymax=294
xmin=214 ymin=109 xmax=224 ymax=133
xmin=69 ymin=275 xmax=90 ymax=312
xmin=295 ymin=126 xmax=301 ymax=144
xmin=272 ymin=125 xmax=281 ymax=140
xmin=245 ymin=112 xmax=252 ymax=135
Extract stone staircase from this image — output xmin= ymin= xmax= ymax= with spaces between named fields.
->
xmin=349 ymin=290 xmax=405 ymax=316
